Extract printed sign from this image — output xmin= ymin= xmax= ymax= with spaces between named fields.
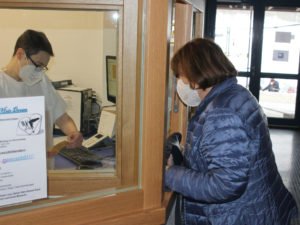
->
xmin=0 ymin=96 xmax=47 ymax=207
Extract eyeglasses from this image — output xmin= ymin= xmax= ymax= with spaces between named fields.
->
xmin=25 ymin=53 xmax=48 ymax=71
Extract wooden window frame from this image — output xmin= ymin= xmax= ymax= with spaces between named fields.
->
xmin=0 ymin=0 xmax=169 ymax=224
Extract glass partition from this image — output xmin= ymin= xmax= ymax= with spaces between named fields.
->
xmin=0 ymin=2 xmax=141 ymax=214
xmin=0 ymin=8 xmax=119 ymax=163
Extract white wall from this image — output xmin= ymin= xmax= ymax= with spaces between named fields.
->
xmin=0 ymin=9 xmax=118 ymax=105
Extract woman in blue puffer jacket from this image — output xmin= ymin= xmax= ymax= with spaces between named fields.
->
xmin=165 ymin=38 xmax=298 ymax=225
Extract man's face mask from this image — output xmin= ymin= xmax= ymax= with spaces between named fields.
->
xmin=176 ymin=79 xmax=201 ymax=107
xmin=19 ymin=64 xmax=43 ymax=86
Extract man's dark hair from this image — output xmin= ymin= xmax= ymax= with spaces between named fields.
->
xmin=171 ymin=38 xmax=237 ymax=89
xmin=13 ymin=29 xmax=54 ymax=57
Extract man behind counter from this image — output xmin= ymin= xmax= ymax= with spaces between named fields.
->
xmin=0 ymin=29 xmax=83 ymax=168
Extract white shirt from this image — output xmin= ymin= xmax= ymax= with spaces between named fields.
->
xmin=0 ymin=71 xmax=66 ymax=150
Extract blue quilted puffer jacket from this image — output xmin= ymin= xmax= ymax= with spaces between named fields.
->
xmin=165 ymin=77 xmax=298 ymax=225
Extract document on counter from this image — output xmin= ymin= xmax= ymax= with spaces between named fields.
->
xmin=0 ymin=96 xmax=47 ymax=207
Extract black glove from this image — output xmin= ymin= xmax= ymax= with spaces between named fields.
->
xmin=165 ymin=132 xmax=183 ymax=166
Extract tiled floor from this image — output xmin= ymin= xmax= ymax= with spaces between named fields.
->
xmin=270 ymin=128 xmax=300 ymax=224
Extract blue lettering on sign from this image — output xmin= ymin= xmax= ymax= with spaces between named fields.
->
xmin=0 ymin=106 xmax=27 ymax=114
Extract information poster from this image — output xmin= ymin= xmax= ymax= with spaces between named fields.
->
xmin=0 ymin=96 xmax=47 ymax=207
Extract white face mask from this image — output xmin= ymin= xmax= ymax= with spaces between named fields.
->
xmin=176 ymin=79 xmax=201 ymax=107
xmin=19 ymin=64 xmax=43 ymax=86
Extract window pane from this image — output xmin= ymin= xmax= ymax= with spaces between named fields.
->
xmin=237 ymin=76 xmax=250 ymax=89
xmin=260 ymin=78 xmax=297 ymax=118
xmin=0 ymin=6 xmax=126 ymax=212
xmin=215 ymin=5 xmax=253 ymax=72
xmin=261 ymin=8 xmax=300 ymax=74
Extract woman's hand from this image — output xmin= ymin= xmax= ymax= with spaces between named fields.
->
xmin=166 ymin=154 xmax=174 ymax=170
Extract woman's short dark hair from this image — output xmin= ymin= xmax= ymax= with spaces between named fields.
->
xmin=13 ymin=29 xmax=54 ymax=57
xmin=171 ymin=38 xmax=237 ymax=89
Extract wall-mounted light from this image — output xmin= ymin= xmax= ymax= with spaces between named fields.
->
xmin=112 ymin=12 xmax=119 ymax=21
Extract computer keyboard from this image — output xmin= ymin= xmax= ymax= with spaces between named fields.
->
xmin=59 ymin=146 xmax=103 ymax=169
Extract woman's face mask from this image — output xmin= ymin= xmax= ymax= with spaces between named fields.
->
xmin=19 ymin=64 xmax=43 ymax=86
xmin=176 ymin=79 xmax=201 ymax=107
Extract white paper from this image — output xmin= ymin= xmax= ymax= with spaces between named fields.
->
xmin=0 ymin=96 xmax=47 ymax=207
xmin=98 ymin=110 xmax=116 ymax=137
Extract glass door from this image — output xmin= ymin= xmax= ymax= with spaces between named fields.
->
xmin=260 ymin=7 xmax=299 ymax=122
xmin=214 ymin=2 xmax=300 ymax=127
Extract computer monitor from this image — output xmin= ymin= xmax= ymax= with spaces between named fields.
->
xmin=106 ymin=56 xmax=117 ymax=104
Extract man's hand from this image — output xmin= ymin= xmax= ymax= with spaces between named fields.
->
xmin=66 ymin=131 xmax=83 ymax=148
xmin=55 ymin=113 xmax=83 ymax=148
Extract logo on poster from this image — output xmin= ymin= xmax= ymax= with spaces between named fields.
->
xmin=17 ymin=114 xmax=43 ymax=135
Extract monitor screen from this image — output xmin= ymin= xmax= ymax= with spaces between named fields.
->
xmin=106 ymin=56 xmax=117 ymax=104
